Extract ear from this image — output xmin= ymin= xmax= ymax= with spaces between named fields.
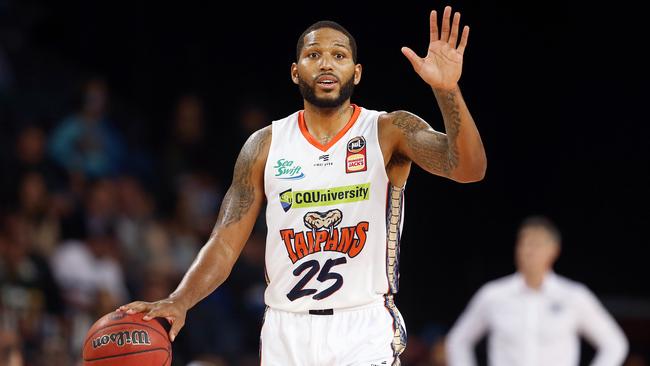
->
xmin=548 ymin=242 xmax=561 ymax=265
xmin=552 ymin=243 xmax=561 ymax=261
xmin=291 ymin=63 xmax=299 ymax=85
xmin=353 ymin=63 xmax=362 ymax=85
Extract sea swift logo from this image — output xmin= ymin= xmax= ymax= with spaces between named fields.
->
xmin=279 ymin=209 xmax=369 ymax=263
xmin=278 ymin=183 xmax=370 ymax=212
xmin=273 ymin=158 xmax=305 ymax=180
xmin=91 ymin=329 xmax=151 ymax=349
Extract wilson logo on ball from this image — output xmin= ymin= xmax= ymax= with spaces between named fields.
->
xmin=92 ymin=330 xmax=151 ymax=349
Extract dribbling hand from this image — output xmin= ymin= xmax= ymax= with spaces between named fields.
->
xmin=118 ymin=298 xmax=188 ymax=342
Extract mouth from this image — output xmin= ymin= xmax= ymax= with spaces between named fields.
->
xmin=316 ymin=75 xmax=339 ymax=90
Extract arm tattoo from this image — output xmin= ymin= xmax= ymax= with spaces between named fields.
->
xmin=213 ymin=128 xmax=270 ymax=230
xmin=391 ymin=111 xmax=454 ymax=176
xmin=441 ymin=90 xmax=461 ymax=171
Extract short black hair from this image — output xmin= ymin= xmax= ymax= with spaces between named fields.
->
xmin=296 ymin=20 xmax=357 ymax=63
xmin=518 ymin=215 xmax=562 ymax=245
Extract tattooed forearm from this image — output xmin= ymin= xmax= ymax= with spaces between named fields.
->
xmin=391 ymin=111 xmax=453 ymax=176
xmin=213 ymin=128 xmax=270 ymax=230
xmin=439 ymin=89 xmax=462 ymax=171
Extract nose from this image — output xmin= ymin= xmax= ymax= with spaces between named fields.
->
xmin=319 ymin=54 xmax=334 ymax=71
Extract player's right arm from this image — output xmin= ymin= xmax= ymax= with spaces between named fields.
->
xmin=119 ymin=126 xmax=272 ymax=341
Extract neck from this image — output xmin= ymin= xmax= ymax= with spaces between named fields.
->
xmin=302 ymin=101 xmax=353 ymax=144
xmin=522 ymin=271 xmax=549 ymax=290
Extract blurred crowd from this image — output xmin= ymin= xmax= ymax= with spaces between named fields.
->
xmin=0 ymin=72 xmax=274 ymax=365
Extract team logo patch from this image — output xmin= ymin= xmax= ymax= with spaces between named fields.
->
xmin=279 ymin=208 xmax=369 ymax=263
xmin=278 ymin=183 xmax=370 ymax=212
xmin=346 ymin=136 xmax=367 ymax=173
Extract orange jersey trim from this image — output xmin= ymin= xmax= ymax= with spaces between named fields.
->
xmin=298 ymin=104 xmax=362 ymax=152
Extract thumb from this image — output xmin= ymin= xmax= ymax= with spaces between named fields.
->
xmin=401 ymin=47 xmax=423 ymax=72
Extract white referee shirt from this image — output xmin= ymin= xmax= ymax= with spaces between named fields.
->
xmin=446 ymin=272 xmax=628 ymax=366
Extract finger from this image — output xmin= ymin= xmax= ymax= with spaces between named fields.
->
xmin=440 ymin=6 xmax=452 ymax=42
xmin=429 ymin=10 xmax=439 ymax=42
xmin=448 ymin=12 xmax=461 ymax=47
xmin=142 ymin=307 xmax=167 ymax=321
xmin=168 ymin=318 xmax=185 ymax=342
xmin=119 ymin=301 xmax=150 ymax=314
xmin=457 ymin=26 xmax=470 ymax=55
xmin=118 ymin=301 xmax=141 ymax=311
xmin=142 ymin=303 xmax=181 ymax=321
xmin=401 ymin=47 xmax=424 ymax=73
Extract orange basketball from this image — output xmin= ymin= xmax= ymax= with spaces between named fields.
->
xmin=82 ymin=311 xmax=172 ymax=365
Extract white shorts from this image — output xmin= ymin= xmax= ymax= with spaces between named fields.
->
xmin=260 ymin=299 xmax=407 ymax=366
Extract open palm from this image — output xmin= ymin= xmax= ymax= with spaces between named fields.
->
xmin=402 ymin=6 xmax=469 ymax=90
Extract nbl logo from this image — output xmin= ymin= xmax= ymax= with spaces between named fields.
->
xmin=347 ymin=136 xmax=366 ymax=152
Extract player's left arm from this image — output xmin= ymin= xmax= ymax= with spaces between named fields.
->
xmin=384 ymin=6 xmax=486 ymax=183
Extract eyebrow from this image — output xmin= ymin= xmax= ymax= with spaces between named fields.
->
xmin=305 ymin=42 xmax=350 ymax=51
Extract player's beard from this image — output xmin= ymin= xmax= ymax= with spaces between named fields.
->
xmin=298 ymin=75 xmax=355 ymax=109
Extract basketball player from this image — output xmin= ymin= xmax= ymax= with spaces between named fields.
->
xmin=120 ymin=6 xmax=486 ymax=365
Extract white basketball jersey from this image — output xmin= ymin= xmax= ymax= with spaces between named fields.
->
xmin=263 ymin=105 xmax=405 ymax=312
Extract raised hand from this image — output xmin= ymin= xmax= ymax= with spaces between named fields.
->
xmin=401 ymin=6 xmax=469 ymax=90
xmin=118 ymin=298 xmax=188 ymax=342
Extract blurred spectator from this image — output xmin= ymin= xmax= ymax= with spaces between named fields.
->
xmin=0 ymin=329 xmax=23 ymax=366
xmin=162 ymin=93 xmax=214 ymax=194
xmin=122 ymin=221 xmax=176 ymax=299
xmin=446 ymin=216 xmax=628 ymax=366
xmin=49 ymin=230 xmax=128 ymax=312
xmin=624 ymin=353 xmax=648 ymax=366
xmin=228 ymin=230 xmax=266 ymax=354
xmin=176 ymin=172 xmax=222 ymax=238
xmin=114 ymin=176 xmax=155 ymax=264
xmin=165 ymin=172 xmax=222 ymax=276
xmin=0 ymin=214 xmax=64 ymax=316
xmin=237 ymin=101 xmax=269 ymax=138
xmin=84 ymin=179 xmax=118 ymax=239
xmin=234 ymin=101 xmax=270 ymax=232
xmin=0 ymin=214 xmax=63 ymax=364
xmin=49 ymin=226 xmax=128 ymax=357
xmin=430 ymin=336 xmax=447 ymax=366
xmin=1 ymin=125 xmax=66 ymax=208
xmin=16 ymin=172 xmax=60 ymax=257
xmin=47 ymin=77 xmax=126 ymax=179
xmin=159 ymin=94 xmax=222 ymax=219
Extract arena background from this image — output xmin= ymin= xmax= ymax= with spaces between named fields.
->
xmin=0 ymin=0 xmax=647 ymax=365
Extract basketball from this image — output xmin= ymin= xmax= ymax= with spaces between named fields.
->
xmin=82 ymin=311 xmax=172 ymax=365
